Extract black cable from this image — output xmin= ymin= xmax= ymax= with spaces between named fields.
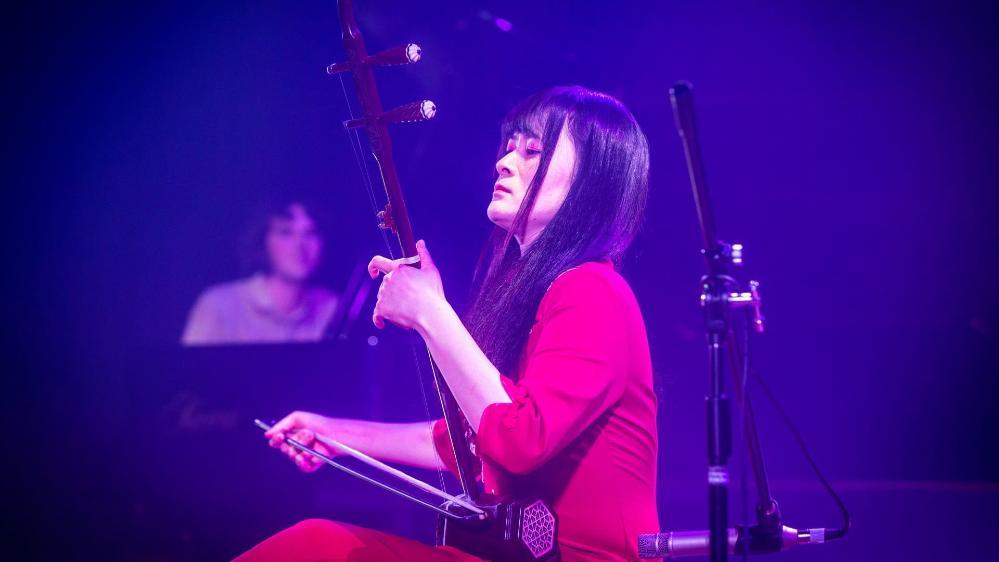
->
xmin=746 ymin=330 xmax=851 ymax=539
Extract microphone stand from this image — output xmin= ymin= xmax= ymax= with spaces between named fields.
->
xmin=669 ymin=82 xmax=776 ymax=562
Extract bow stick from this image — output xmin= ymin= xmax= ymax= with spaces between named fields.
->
xmin=327 ymin=0 xmax=484 ymax=508
xmin=254 ymin=419 xmax=483 ymax=516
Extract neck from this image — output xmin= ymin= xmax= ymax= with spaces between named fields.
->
xmin=515 ymin=236 xmax=527 ymax=254
xmin=264 ymin=273 xmax=305 ymax=314
xmin=514 ymin=225 xmax=541 ymax=254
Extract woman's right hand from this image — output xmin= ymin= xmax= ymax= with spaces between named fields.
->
xmin=264 ymin=411 xmax=338 ymax=473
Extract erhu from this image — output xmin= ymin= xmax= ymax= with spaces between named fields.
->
xmin=257 ymin=2 xmax=558 ymax=560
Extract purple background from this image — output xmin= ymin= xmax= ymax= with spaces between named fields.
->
xmin=6 ymin=1 xmax=998 ymax=560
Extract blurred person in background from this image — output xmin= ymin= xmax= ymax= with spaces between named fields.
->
xmin=182 ymin=198 xmax=338 ymax=345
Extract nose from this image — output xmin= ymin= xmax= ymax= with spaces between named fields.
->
xmin=495 ymin=151 xmax=514 ymax=178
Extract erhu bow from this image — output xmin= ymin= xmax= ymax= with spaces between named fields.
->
xmin=262 ymin=2 xmax=560 ymax=561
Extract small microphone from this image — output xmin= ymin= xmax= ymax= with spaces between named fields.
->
xmin=638 ymin=525 xmax=829 ymax=558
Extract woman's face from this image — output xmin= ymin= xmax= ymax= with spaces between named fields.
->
xmin=265 ymin=203 xmax=322 ymax=283
xmin=488 ymin=122 xmax=577 ymax=246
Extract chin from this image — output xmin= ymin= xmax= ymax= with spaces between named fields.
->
xmin=486 ymin=203 xmax=514 ymax=230
xmin=276 ymin=269 xmax=311 ymax=284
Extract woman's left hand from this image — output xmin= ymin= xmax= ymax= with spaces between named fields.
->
xmin=368 ymin=239 xmax=445 ymax=331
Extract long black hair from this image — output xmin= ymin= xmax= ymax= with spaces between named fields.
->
xmin=464 ymin=86 xmax=650 ymax=375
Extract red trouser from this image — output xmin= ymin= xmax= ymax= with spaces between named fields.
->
xmin=233 ymin=519 xmax=486 ymax=562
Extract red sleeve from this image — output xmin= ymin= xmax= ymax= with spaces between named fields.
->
xmin=474 ymin=268 xmax=630 ymax=475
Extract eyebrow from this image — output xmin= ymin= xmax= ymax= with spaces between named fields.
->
xmin=508 ymin=132 xmax=542 ymax=144
xmin=509 ymin=127 xmax=541 ymax=139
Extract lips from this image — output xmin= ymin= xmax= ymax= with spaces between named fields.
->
xmin=493 ymin=183 xmax=513 ymax=195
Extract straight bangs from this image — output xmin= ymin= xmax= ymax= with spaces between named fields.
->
xmin=499 ymin=91 xmax=568 ymax=150
xmin=496 ymin=94 xmax=572 ymax=234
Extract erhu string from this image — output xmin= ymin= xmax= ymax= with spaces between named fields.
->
xmin=336 ymin=73 xmax=397 ymax=259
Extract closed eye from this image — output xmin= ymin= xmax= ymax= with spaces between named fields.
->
xmin=504 ymin=135 xmax=542 ymax=155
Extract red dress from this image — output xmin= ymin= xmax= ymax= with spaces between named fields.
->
xmin=235 ymin=261 xmax=659 ymax=561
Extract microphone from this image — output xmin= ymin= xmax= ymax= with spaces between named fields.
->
xmin=638 ymin=525 xmax=830 ymax=558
